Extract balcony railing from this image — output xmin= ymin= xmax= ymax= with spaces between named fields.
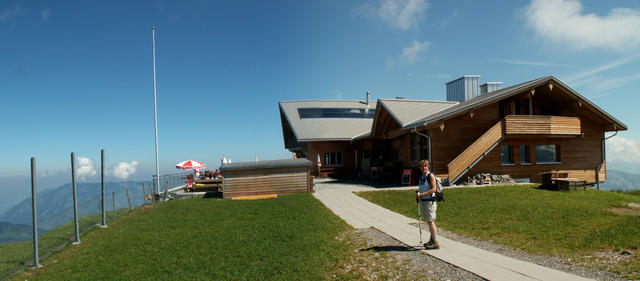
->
xmin=503 ymin=115 xmax=581 ymax=136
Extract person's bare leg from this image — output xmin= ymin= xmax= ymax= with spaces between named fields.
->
xmin=428 ymin=221 xmax=437 ymax=241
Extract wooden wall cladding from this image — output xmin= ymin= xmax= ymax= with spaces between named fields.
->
xmin=222 ymin=167 xmax=311 ymax=198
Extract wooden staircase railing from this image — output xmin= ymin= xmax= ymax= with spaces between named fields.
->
xmin=445 ymin=115 xmax=581 ymax=185
xmin=446 ymin=121 xmax=504 ymax=185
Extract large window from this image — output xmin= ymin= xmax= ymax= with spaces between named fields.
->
xmin=410 ymin=132 xmax=430 ymax=162
xmin=501 ymin=145 xmax=514 ymax=165
xmin=536 ymin=144 xmax=561 ymax=163
xmin=520 ymin=145 xmax=531 ymax=164
xmin=324 ymin=152 xmax=343 ymax=166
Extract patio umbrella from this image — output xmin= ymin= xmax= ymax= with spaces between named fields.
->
xmin=176 ymin=160 xmax=206 ymax=170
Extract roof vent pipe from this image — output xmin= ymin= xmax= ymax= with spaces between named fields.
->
xmin=366 ymin=91 xmax=370 ymax=105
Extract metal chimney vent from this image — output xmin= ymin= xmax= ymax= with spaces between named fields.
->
xmin=446 ymin=75 xmax=480 ymax=102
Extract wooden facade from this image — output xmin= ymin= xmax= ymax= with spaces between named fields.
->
xmin=220 ymin=159 xmax=312 ymax=198
xmin=281 ymin=76 xmax=625 ymax=185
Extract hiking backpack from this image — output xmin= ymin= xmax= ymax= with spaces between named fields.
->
xmin=420 ymin=172 xmax=444 ymax=202
xmin=427 ymin=172 xmax=445 ymax=202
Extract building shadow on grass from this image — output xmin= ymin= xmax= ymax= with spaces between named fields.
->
xmin=359 ymin=245 xmax=421 ymax=252
xmin=202 ymin=191 xmax=223 ymax=199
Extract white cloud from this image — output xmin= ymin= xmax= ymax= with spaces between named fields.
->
xmin=378 ymin=0 xmax=429 ymax=30
xmin=524 ymin=0 xmax=640 ymax=51
xmin=591 ymin=72 xmax=640 ymax=92
xmin=489 ymin=58 xmax=572 ymax=67
xmin=111 ymin=161 xmax=139 ymax=180
xmin=563 ymin=55 xmax=639 ymax=83
xmin=76 ymin=157 xmax=97 ymax=180
xmin=607 ymin=136 xmax=640 ymax=163
xmin=0 ymin=6 xmax=24 ymax=21
xmin=398 ymin=40 xmax=429 ymax=64
xmin=41 ymin=8 xmax=50 ymax=21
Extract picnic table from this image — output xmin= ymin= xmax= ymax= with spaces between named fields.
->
xmin=540 ymin=172 xmax=586 ymax=190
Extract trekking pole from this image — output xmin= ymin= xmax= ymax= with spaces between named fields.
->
xmin=416 ymin=192 xmax=423 ymax=246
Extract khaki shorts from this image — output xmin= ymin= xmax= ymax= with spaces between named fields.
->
xmin=420 ymin=201 xmax=437 ymax=222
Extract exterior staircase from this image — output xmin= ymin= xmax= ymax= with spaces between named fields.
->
xmin=445 ymin=115 xmax=581 ymax=185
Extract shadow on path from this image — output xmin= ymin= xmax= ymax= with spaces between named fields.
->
xmin=359 ymin=245 xmax=421 ymax=252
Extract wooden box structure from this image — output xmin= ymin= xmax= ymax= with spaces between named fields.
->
xmin=220 ymin=159 xmax=312 ymax=199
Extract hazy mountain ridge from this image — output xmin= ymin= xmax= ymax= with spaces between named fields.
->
xmin=0 ymin=181 xmax=147 ymax=230
xmin=600 ymin=170 xmax=640 ymax=192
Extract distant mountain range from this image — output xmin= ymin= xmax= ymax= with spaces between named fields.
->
xmin=0 ymin=181 xmax=148 ymax=232
xmin=600 ymin=170 xmax=640 ymax=192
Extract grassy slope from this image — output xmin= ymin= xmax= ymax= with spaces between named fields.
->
xmin=0 ymin=210 xmax=129 ymax=279
xmin=357 ymin=186 xmax=640 ymax=278
xmin=12 ymin=194 xmax=351 ymax=281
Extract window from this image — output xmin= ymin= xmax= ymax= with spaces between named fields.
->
xmin=536 ymin=144 xmax=560 ymax=163
xmin=520 ymin=145 xmax=531 ymax=164
xmin=501 ymin=145 xmax=514 ymax=165
xmin=324 ymin=152 xmax=343 ymax=166
xmin=410 ymin=133 xmax=420 ymax=161
xmin=411 ymin=132 xmax=430 ymax=161
xmin=392 ymin=150 xmax=399 ymax=161
xmin=363 ymin=151 xmax=370 ymax=160
xmin=420 ymin=134 xmax=430 ymax=161
xmin=298 ymin=108 xmax=375 ymax=119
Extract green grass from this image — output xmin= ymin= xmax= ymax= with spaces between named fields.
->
xmin=0 ymin=208 xmax=131 ymax=279
xmin=357 ymin=185 xmax=640 ymax=279
xmin=11 ymin=194 xmax=352 ymax=281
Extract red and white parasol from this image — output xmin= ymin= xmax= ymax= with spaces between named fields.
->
xmin=176 ymin=160 xmax=206 ymax=170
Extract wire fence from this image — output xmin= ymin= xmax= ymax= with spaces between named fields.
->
xmin=151 ymin=171 xmax=194 ymax=195
xmin=0 ymin=179 xmax=156 ymax=280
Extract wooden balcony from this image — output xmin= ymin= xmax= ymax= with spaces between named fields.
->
xmin=446 ymin=115 xmax=581 ymax=185
xmin=503 ymin=115 xmax=581 ymax=136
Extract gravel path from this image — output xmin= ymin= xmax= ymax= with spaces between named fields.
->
xmin=432 ymin=227 xmax=630 ymax=281
xmin=338 ymin=228 xmax=485 ymax=280
xmin=340 ymin=226 xmax=630 ymax=280
xmin=358 ymin=222 xmax=630 ymax=281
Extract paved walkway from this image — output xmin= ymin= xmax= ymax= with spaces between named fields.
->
xmin=312 ymin=179 xmax=592 ymax=281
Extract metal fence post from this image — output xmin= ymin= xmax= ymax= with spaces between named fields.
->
xmin=112 ymin=192 xmax=116 ymax=215
xmin=100 ymin=149 xmax=108 ymax=228
xmin=126 ymin=189 xmax=132 ymax=210
xmin=30 ymin=157 xmax=42 ymax=268
xmin=71 ymin=152 xmax=81 ymax=245
xmin=142 ymin=183 xmax=148 ymax=204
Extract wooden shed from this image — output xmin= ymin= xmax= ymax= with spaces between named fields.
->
xmin=220 ymin=159 xmax=313 ymax=199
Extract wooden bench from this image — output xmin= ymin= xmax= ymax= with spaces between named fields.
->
xmin=540 ymin=172 xmax=586 ymax=190
xmin=189 ymin=178 xmax=223 ymax=192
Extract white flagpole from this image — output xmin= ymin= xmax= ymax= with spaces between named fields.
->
xmin=152 ymin=27 xmax=160 ymax=196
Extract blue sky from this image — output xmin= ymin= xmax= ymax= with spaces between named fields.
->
xmin=2 ymin=0 xmax=640 ymax=210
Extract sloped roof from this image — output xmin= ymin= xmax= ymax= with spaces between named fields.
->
xmin=377 ymin=99 xmax=458 ymax=127
xmin=279 ymin=100 xmax=377 ymax=142
xmin=220 ymin=158 xmax=312 ymax=171
xmin=405 ymin=76 xmax=627 ymax=131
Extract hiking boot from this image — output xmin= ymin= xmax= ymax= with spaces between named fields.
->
xmin=423 ymin=238 xmax=434 ymax=248
xmin=424 ymin=240 xmax=439 ymax=250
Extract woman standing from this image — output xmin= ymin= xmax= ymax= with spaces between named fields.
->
xmin=415 ymin=159 xmax=439 ymax=249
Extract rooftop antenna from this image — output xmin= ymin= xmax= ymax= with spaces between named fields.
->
xmin=152 ymin=27 xmax=160 ymax=197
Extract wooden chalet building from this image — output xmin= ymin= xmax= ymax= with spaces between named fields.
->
xmin=279 ymin=75 xmax=627 ymax=185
